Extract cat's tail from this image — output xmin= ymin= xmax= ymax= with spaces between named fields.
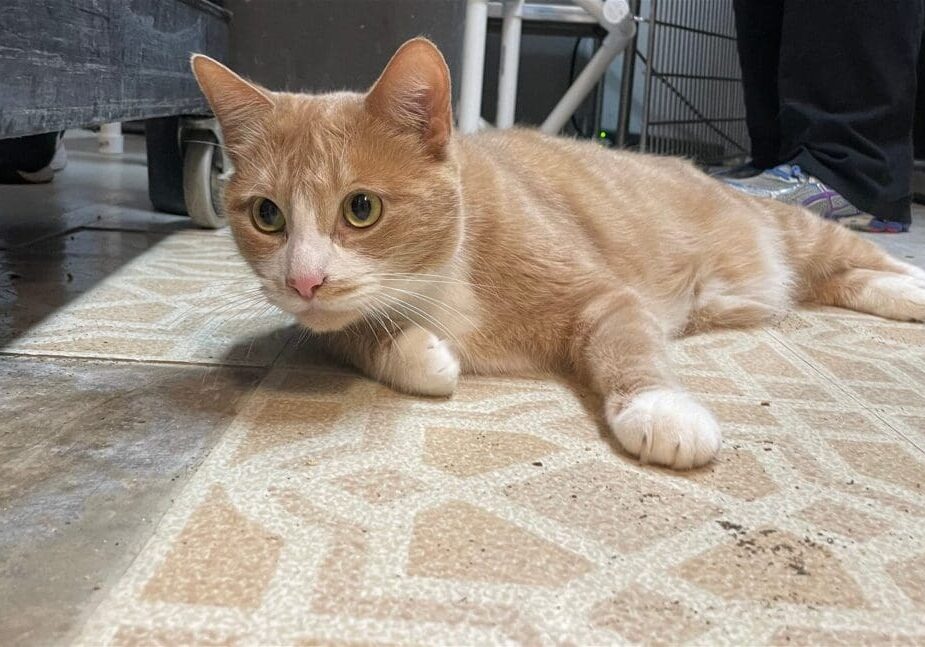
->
xmin=769 ymin=201 xmax=925 ymax=322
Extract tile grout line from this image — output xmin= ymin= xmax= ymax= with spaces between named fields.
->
xmin=764 ymin=327 xmax=925 ymax=456
xmin=0 ymin=349 xmax=270 ymax=371
xmin=6 ymin=200 xmax=108 ymax=249
xmin=5 ymin=223 xmax=91 ymax=251
xmin=0 ymin=347 xmax=354 ymax=378
xmin=66 ymin=366 xmax=279 ymax=646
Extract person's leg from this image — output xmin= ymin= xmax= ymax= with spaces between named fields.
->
xmin=778 ymin=0 xmax=924 ymax=226
xmin=732 ymin=0 xmax=785 ymax=170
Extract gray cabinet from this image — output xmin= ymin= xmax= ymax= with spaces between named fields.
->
xmin=0 ymin=0 xmax=230 ymax=138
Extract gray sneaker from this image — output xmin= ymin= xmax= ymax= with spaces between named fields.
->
xmin=724 ymin=163 xmax=863 ymax=220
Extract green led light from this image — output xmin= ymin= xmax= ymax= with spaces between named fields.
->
xmin=599 ymin=131 xmax=606 ymax=138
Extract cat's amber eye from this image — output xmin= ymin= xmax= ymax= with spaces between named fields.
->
xmin=251 ymin=198 xmax=286 ymax=233
xmin=343 ymin=191 xmax=382 ymax=228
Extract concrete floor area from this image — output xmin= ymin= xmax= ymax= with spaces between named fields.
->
xmin=2 ymin=132 xmax=925 ymax=645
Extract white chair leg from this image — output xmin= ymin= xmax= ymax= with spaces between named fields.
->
xmin=459 ymin=0 xmax=489 ymax=134
xmin=495 ymin=0 xmax=524 ymax=128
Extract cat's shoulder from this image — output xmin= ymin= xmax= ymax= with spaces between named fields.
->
xmin=457 ymin=127 xmax=591 ymax=159
xmin=458 ymin=127 xmax=651 ymax=169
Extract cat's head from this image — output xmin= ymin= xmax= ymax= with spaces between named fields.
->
xmin=191 ymin=39 xmax=463 ymax=332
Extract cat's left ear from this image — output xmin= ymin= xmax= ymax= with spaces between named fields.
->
xmin=365 ymin=38 xmax=453 ymax=157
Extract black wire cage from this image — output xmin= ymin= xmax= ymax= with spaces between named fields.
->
xmin=638 ymin=0 xmax=750 ymax=166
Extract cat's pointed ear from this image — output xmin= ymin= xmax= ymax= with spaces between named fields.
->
xmin=365 ymin=38 xmax=453 ymax=157
xmin=190 ymin=54 xmax=273 ymax=141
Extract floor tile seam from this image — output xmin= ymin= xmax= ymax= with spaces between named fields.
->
xmin=66 ymin=366 xmax=280 ymax=644
xmin=764 ymin=328 xmax=925 ymax=456
xmin=3 ymin=199 xmax=127 ymax=250
xmin=0 ymin=349 xmax=271 ymax=370
xmin=6 ymin=224 xmax=95 ymax=251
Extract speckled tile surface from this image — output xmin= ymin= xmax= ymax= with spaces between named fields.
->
xmin=2 ymin=140 xmax=925 ymax=645
xmin=69 ymin=318 xmax=925 ymax=645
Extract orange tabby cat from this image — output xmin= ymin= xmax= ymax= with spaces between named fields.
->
xmin=191 ymin=39 xmax=925 ymax=470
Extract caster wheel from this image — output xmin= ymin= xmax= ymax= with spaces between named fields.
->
xmin=183 ymin=130 xmax=227 ymax=229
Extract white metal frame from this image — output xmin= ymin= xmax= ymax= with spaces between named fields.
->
xmin=458 ymin=0 xmax=637 ymax=135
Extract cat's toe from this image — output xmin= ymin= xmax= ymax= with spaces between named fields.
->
xmin=607 ymin=388 xmax=721 ymax=469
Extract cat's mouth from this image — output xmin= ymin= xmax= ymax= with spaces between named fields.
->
xmin=265 ymin=286 xmax=370 ymax=332
xmin=263 ymin=275 xmax=426 ymax=333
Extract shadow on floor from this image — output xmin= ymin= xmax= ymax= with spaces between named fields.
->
xmin=0 ymin=133 xmax=196 ymax=350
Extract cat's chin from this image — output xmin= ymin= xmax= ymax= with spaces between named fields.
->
xmin=295 ymin=308 xmax=362 ymax=333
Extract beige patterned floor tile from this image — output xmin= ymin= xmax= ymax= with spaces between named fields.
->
xmin=791 ymin=407 xmax=886 ymax=434
xmin=887 ymin=552 xmax=925 ymax=609
xmin=770 ymin=626 xmax=925 ymax=646
xmin=679 ymin=446 xmax=779 ymax=501
xmin=232 ymin=398 xmax=345 ymax=463
xmin=589 ymin=585 xmax=712 ymax=646
xmin=503 ymin=460 xmax=723 ymax=554
xmin=796 ymin=500 xmax=891 ymax=541
xmin=829 ymin=440 xmax=925 ymax=491
xmin=336 ymin=469 xmax=428 ymax=504
xmin=110 ymin=626 xmax=240 ymax=647
xmin=273 ymin=487 xmax=549 ymax=645
xmin=407 ymin=500 xmax=592 ymax=586
xmin=69 ymin=309 xmax=925 ymax=644
xmin=893 ymin=413 xmax=925 ymax=446
xmin=731 ymin=340 xmax=810 ymax=379
xmin=767 ymin=309 xmax=925 ymax=451
xmin=423 ymin=427 xmax=562 ymax=477
xmin=678 ymin=526 xmax=866 ymax=607
xmin=141 ymin=486 xmax=283 ymax=608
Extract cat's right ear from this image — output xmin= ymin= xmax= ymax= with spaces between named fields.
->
xmin=190 ymin=55 xmax=274 ymax=141
xmin=365 ymin=38 xmax=453 ymax=158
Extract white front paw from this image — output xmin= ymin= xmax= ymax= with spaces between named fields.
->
xmin=384 ymin=328 xmax=460 ymax=397
xmin=607 ymin=388 xmax=721 ymax=469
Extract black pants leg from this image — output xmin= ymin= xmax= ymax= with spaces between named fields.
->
xmin=732 ymin=0 xmax=784 ymax=169
xmin=734 ymin=0 xmax=924 ymax=224
xmin=912 ymin=22 xmax=925 ymax=161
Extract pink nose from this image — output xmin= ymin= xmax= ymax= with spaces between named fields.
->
xmin=287 ymin=273 xmax=326 ymax=299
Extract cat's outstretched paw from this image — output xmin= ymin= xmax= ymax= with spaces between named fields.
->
xmin=383 ymin=328 xmax=460 ymax=397
xmin=607 ymin=388 xmax=721 ymax=470
xmin=865 ymin=273 xmax=925 ymax=322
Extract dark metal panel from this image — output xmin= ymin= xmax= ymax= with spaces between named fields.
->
xmin=223 ymin=0 xmax=466 ymax=103
xmin=0 ymin=0 xmax=230 ymax=138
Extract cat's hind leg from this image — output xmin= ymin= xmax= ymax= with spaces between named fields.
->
xmin=572 ymin=289 xmax=721 ymax=469
xmin=685 ymin=294 xmax=782 ymax=334
xmin=788 ymin=214 xmax=925 ymax=322
xmin=769 ymin=201 xmax=925 ymax=322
